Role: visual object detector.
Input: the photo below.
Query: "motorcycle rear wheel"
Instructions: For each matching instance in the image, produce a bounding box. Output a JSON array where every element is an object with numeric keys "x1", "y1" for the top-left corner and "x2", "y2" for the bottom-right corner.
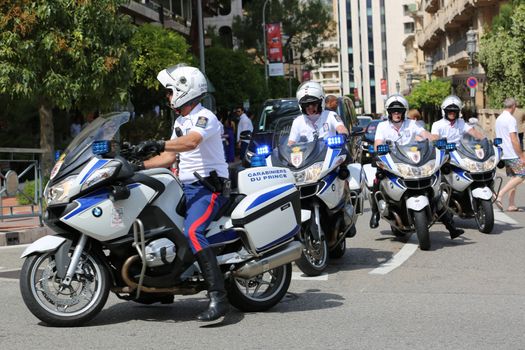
[
  {"x1": 475, "y1": 199, "x2": 494, "y2": 234},
  {"x1": 413, "y1": 210, "x2": 430, "y2": 251},
  {"x1": 19, "y1": 250, "x2": 110, "y2": 327},
  {"x1": 295, "y1": 227, "x2": 328, "y2": 276},
  {"x1": 227, "y1": 263, "x2": 291, "y2": 312}
]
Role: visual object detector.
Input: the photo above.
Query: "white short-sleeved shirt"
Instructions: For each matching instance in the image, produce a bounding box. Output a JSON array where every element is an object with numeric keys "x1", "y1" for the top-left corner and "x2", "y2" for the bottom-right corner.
[
  {"x1": 495, "y1": 110, "x2": 519, "y2": 160},
  {"x1": 288, "y1": 110, "x2": 344, "y2": 143},
  {"x1": 171, "y1": 104, "x2": 229, "y2": 184},
  {"x1": 375, "y1": 119, "x2": 425, "y2": 145},
  {"x1": 431, "y1": 118, "x2": 472, "y2": 143},
  {"x1": 237, "y1": 113, "x2": 253, "y2": 144}
]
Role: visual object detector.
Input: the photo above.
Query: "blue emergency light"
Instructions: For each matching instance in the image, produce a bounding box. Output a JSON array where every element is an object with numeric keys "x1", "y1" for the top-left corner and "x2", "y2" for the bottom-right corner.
[
  {"x1": 445, "y1": 142, "x2": 456, "y2": 151},
  {"x1": 494, "y1": 138, "x2": 502, "y2": 146},
  {"x1": 92, "y1": 141, "x2": 111, "y2": 155},
  {"x1": 326, "y1": 135, "x2": 346, "y2": 148},
  {"x1": 250, "y1": 155, "x2": 267, "y2": 167},
  {"x1": 368, "y1": 145, "x2": 375, "y2": 154},
  {"x1": 256, "y1": 145, "x2": 271, "y2": 156},
  {"x1": 376, "y1": 144, "x2": 390, "y2": 155},
  {"x1": 435, "y1": 138, "x2": 447, "y2": 149}
]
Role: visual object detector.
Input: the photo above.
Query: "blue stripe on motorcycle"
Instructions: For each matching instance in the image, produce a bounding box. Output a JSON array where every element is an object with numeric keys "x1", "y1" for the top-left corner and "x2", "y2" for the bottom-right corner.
[
  {"x1": 386, "y1": 173, "x2": 405, "y2": 189},
  {"x1": 379, "y1": 155, "x2": 392, "y2": 169},
  {"x1": 79, "y1": 159, "x2": 110, "y2": 184},
  {"x1": 63, "y1": 188, "x2": 110, "y2": 220},
  {"x1": 320, "y1": 172, "x2": 338, "y2": 193},
  {"x1": 450, "y1": 152, "x2": 460, "y2": 164},
  {"x1": 328, "y1": 148, "x2": 341, "y2": 168},
  {"x1": 207, "y1": 229, "x2": 240, "y2": 245},
  {"x1": 246, "y1": 184, "x2": 294, "y2": 211},
  {"x1": 256, "y1": 225, "x2": 300, "y2": 253},
  {"x1": 452, "y1": 167, "x2": 471, "y2": 181}
]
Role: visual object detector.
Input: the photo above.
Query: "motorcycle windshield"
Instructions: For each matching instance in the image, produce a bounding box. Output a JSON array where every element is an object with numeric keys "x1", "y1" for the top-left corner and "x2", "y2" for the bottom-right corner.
[
  {"x1": 390, "y1": 134, "x2": 434, "y2": 166},
  {"x1": 270, "y1": 117, "x2": 327, "y2": 170},
  {"x1": 457, "y1": 124, "x2": 494, "y2": 161},
  {"x1": 52, "y1": 112, "x2": 130, "y2": 180}
]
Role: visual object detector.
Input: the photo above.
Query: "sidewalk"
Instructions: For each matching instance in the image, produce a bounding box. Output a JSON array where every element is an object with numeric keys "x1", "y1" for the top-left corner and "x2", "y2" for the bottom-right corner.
[{"x1": 0, "y1": 197, "x2": 49, "y2": 246}]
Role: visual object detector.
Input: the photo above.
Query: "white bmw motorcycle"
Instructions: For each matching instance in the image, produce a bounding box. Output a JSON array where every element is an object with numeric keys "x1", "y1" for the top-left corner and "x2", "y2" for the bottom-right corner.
[
  {"x1": 363, "y1": 135, "x2": 449, "y2": 250},
  {"x1": 442, "y1": 127, "x2": 503, "y2": 233},
  {"x1": 19, "y1": 112, "x2": 307, "y2": 326},
  {"x1": 253, "y1": 120, "x2": 365, "y2": 276}
]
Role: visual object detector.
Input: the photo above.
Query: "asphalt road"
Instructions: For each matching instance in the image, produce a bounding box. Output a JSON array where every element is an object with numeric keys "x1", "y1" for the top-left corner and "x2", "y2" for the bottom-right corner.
[{"x1": 1, "y1": 183, "x2": 525, "y2": 349}]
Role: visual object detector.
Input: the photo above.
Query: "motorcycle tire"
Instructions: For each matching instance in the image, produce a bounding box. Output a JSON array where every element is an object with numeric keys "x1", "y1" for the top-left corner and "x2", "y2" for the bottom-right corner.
[
  {"x1": 20, "y1": 250, "x2": 110, "y2": 327},
  {"x1": 475, "y1": 199, "x2": 494, "y2": 234},
  {"x1": 329, "y1": 238, "x2": 346, "y2": 259},
  {"x1": 413, "y1": 210, "x2": 431, "y2": 251},
  {"x1": 295, "y1": 227, "x2": 329, "y2": 276},
  {"x1": 226, "y1": 263, "x2": 292, "y2": 312}
]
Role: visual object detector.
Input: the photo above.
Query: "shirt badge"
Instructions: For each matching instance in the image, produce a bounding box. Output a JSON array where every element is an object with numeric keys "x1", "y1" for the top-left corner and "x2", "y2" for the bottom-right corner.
[
  {"x1": 196, "y1": 116, "x2": 208, "y2": 128},
  {"x1": 323, "y1": 123, "x2": 329, "y2": 131},
  {"x1": 474, "y1": 144, "x2": 484, "y2": 159}
]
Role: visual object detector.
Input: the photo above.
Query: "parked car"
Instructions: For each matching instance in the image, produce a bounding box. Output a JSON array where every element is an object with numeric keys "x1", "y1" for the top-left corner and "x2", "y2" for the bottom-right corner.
[
  {"x1": 357, "y1": 115, "x2": 373, "y2": 129},
  {"x1": 243, "y1": 96, "x2": 362, "y2": 167},
  {"x1": 360, "y1": 119, "x2": 381, "y2": 164}
]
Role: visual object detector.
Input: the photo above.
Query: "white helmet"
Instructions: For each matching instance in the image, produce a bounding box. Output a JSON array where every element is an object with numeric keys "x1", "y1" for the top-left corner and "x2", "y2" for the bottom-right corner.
[
  {"x1": 385, "y1": 94, "x2": 409, "y2": 121},
  {"x1": 157, "y1": 65, "x2": 208, "y2": 109},
  {"x1": 296, "y1": 81, "x2": 324, "y2": 114},
  {"x1": 441, "y1": 95, "x2": 462, "y2": 120}
]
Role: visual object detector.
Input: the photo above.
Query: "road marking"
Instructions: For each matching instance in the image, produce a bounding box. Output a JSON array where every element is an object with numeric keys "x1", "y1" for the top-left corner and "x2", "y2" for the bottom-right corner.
[
  {"x1": 494, "y1": 211, "x2": 518, "y2": 225},
  {"x1": 292, "y1": 272, "x2": 328, "y2": 281},
  {"x1": 369, "y1": 233, "x2": 418, "y2": 275}
]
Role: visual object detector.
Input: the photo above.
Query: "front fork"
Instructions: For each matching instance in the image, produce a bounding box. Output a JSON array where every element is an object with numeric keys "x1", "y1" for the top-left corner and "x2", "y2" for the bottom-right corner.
[
  {"x1": 60, "y1": 234, "x2": 88, "y2": 286},
  {"x1": 308, "y1": 202, "x2": 324, "y2": 243}
]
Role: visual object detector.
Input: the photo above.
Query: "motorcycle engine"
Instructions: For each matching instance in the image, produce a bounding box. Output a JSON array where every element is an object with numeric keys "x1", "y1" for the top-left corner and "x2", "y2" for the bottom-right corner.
[{"x1": 145, "y1": 238, "x2": 177, "y2": 267}]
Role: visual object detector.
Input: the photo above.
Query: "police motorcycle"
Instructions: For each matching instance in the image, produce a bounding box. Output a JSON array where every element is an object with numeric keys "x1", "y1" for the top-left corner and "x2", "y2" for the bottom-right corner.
[
  {"x1": 441, "y1": 125, "x2": 503, "y2": 233},
  {"x1": 363, "y1": 135, "x2": 449, "y2": 251},
  {"x1": 19, "y1": 112, "x2": 308, "y2": 326},
  {"x1": 251, "y1": 120, "x2": 365, "y2": 276}
]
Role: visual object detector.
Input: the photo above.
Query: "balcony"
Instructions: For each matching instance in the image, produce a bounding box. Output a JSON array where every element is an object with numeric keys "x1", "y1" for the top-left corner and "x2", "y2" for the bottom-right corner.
[
  {"x1": 417, "y1": 11, "x2": 444, "y2": 49},
  {"x1": 443, "y1": 0, "x2": 472, "y2": 31},
  {"x1": 121, "y1": 0, "x2": 191, "y2": 36},
  {"x1": 423, "y1": 0, "x2": 439, "y2": 14}
]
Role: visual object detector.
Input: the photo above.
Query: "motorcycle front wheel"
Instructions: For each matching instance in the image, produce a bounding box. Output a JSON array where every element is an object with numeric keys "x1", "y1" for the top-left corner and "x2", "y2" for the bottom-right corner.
[
  {"x1": 19, "y1": 250, "x2": 110, "y2": 327},
  {"x1": 413, "y1": 210, "x2": 430, "y2": 251},
  {"x1": 475, "y1": 199, "x2": 494, "y2": 234},
  {"x1": 295, "y1": 226, "x2": 328, "y2": 276},
  {"x1": 227, "y1": 263, "x2": 292, "y2": 312}
]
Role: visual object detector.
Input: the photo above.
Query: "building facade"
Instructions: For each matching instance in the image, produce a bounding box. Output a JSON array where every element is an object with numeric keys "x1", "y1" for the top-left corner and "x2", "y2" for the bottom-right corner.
[{"x1": 338, "y1": 0, "x2": 415, "y2": 114}]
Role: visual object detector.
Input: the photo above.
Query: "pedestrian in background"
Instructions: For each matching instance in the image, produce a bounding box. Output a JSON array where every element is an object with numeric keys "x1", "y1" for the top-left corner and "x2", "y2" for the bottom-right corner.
[
  {"x1": 495, "y1": 97, "x2": 525, "y2": 212},
  {"x1": 325, "y1": 95, "x2": 338, "y2": 112},
  {"x1": 222, "y1": 117, "x2": 235, "y2": 163},
  {"x1": 513, "y1": 104, "x2": 525, "y2": 150},
  {"x1": 407, "y1": 108, "x2": 425, "y2": 128},
  {"x1": 236, "y1": 106, "x2": 253, "y2": 161},
  {"x1": 70, "y1": 113, "x2": 83, "y2": 138}
]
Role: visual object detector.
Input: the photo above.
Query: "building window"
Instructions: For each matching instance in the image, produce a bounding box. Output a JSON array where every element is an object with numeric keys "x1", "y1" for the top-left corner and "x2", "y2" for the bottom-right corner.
[
  {"x1": 218, "y1": 26, "x2": 233, "y2": 48},
  {"x1": 404, "y1": 22, "x2": 415, "y2": 34}
]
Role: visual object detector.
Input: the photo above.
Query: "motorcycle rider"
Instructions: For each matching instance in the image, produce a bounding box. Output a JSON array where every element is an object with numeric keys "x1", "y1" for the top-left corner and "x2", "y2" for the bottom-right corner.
[
  {"x1": 135, "y1": 65, "x2": 230, "y2": 322},
  {"x1": 431, "y1": 95, "x2": 484, "y2": 142},
  {"x1": 369, "y1": 94, "x2": 464, "y2": 239},
  {"x1": 288, "y1": 81, "x2": 348, "y2": 145}
]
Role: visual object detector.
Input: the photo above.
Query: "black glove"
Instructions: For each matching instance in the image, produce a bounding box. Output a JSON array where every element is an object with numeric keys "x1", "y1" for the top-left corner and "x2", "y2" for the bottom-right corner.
[
  {"x1": 136, "y1": 140, "x2": 165, "y2": 156},
  {"x1": 130, "y1": 159, "x2": 145, "y2": 172}
]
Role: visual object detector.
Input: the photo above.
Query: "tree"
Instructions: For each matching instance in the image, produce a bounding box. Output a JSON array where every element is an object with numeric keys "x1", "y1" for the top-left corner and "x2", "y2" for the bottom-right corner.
[
  {"x1": 406, "y1": 79, "x2": 451, "y2": 125},
  {"x1": 478, "y1": 3, "x2": 525, "y2": 107},
  {"x1": 204, "y1": 47, "x2": 267, "y2": 111},
  {"x1": 0, "y1": 0, "x2": 134, "y2": 175},
  {"x1": 130, "y1": 23, "x2": 195, "y2": 116},
  {"x1": 232, "y1": 0, "x2": 335, "y2": 70}
]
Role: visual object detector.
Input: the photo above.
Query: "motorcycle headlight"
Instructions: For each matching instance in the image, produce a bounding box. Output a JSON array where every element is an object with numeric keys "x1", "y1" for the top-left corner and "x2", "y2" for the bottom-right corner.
[
  {"x1": 45, "y1": 175, "x2": 77, "y2": 205},
  {"x1": 462, "y1": 156, "x2": 496, "y2": 172},
  {"x1": 396, "y1": 160, "x2": 436, "y2": 178},
  {"x1": 293, "y1": 162, "x2": 324, "y2": 184},
  {"x1": 80, "y1": 161, "x2": 120, "y2": 191}
]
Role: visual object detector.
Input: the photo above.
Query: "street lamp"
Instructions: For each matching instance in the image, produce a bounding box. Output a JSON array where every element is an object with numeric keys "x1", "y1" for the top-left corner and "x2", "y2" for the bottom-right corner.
[
  {"x1": 406, "y1": 71, "x2": 413, "y2": 93},
  {"x1": 425, "y1": 56, "x2": 433, "y2": 81},
  {"x1": 262, "y1": 0, "x2": 270, "y2": 89},
  {"x1": 396, "y1": 81, "x2": 400, "y2": 93},
  {"x1": 466, "y1": 27, "x2": 478, "y2": 115}
]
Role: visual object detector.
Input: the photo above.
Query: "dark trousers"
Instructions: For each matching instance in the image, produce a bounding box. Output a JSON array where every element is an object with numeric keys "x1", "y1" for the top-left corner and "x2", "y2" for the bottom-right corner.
[
  {"x1": 519, "y1": 132, "x2": 523, "y2": 151},
  {"x1": 183, "y1": 183, "x2": 227, "y2": 254},
  {"x1": 240, "y1": 142, "x2": 249, "y2": 161}
]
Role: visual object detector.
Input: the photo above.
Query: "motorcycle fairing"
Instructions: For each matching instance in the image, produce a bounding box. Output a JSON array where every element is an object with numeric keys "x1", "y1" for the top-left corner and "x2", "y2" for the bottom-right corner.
[{"x1": 61, "y1": 183, "x2": 156, "y2": 241}]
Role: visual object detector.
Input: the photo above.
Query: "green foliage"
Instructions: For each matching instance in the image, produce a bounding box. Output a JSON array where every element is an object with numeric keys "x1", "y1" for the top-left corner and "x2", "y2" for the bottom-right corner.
[
  {"x1": 0, "y1": 0, "x2": 135, "y2": 111},
  {"x1": 232, "y1": 0, "x2": 335, "y2": 69},
  {"x1": 406, "y1": 79, "x2": 451, "y2": 110},
  {"x1": 16, "y1": 180, "x2": 36, "y2": 205},
  {"x1": 129, "y1": 23, "x2": 195, "y2": 115},
  {"x1": 479, "y1": 4, "x2": 525, "y2": 107},
  {"x1": 204, "y1": 47, "x2": 267, "y2": 110}
]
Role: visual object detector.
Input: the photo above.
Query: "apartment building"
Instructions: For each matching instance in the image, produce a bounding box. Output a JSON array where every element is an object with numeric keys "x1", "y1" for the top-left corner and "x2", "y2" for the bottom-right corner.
[
  {"x1": 413, "y1": 0, "x2": 508, "y2": 111},
  {"x1": 338, "y1": 0, "x2": 415, "y2": 114}
]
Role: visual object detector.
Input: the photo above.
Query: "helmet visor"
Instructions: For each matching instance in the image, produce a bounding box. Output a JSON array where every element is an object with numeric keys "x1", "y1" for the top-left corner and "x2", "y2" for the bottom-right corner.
[{"x1": 388, "y1": 107, "x2": 406, "y2": 115}]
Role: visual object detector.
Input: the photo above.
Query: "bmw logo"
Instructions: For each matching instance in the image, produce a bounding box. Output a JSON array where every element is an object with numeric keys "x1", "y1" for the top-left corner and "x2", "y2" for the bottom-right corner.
[{"x1": 92, "y1": 207, "x2": 103, "y2": 217}]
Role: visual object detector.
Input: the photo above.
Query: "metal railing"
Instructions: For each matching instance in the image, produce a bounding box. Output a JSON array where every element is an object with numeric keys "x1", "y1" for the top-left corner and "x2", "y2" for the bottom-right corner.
[{"x1": 0, "y1": 148, "x2": 44, "y2": 225}]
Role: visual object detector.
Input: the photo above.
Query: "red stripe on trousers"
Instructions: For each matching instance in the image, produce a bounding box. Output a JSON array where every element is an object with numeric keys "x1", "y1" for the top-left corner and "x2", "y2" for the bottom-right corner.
[{"x1": 188, "y1": 192, "x2": 218, "y2": 252}]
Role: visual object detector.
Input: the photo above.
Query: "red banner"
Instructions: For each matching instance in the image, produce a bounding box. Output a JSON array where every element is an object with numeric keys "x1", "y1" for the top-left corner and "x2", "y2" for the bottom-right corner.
[
  {"x1": 266, "y1": 23, "x2": 283, "y2": 63},
  {"x1": 380, "y1": 79, "x2": 388, "y2": 95}
]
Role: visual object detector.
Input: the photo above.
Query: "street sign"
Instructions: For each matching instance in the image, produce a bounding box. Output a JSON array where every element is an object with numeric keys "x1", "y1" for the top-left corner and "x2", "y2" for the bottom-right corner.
[{"x1": 467, "y1": 76, "x2": 478, "y2": 89}]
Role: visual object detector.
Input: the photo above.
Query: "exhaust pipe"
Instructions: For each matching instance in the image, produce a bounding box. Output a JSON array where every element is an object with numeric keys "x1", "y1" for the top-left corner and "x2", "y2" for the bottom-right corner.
[{"x1": 233, "y1": 241, "x2": 303, "y2": 279}]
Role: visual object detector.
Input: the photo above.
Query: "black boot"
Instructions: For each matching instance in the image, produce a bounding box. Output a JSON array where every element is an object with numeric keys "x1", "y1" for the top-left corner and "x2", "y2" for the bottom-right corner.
[
  {"x1": 442, "y1": 212, "x2": 464, "y2": 239},
  {"x1": 369, "y1": 211, "x2": 380, "y2": 229},
  {"x1": 196, "y1": 248, "x2": 229, "y2": 322}
]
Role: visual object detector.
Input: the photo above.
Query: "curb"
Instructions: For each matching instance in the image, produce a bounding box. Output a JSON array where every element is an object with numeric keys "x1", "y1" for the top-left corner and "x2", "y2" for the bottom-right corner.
[{"x1": 0, "y1": 226, "x2": 53, "y2": 246}]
